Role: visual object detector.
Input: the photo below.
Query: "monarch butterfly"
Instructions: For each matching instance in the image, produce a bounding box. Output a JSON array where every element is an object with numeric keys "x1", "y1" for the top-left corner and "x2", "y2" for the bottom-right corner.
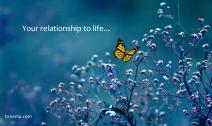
[{"x1": 114, "y1": 39, "x2": 139, "y2": 62}]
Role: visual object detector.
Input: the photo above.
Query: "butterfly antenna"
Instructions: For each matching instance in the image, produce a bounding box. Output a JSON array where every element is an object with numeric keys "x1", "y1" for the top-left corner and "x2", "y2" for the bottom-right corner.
[{"x1": 118, "y1": 38, "x2": 122, "y2": 42}]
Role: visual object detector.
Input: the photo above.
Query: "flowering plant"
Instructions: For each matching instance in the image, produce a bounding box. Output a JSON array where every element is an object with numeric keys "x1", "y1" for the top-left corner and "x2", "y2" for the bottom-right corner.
[{"x1": 45, "y1": 1, "x2": 211, "y2": 126}]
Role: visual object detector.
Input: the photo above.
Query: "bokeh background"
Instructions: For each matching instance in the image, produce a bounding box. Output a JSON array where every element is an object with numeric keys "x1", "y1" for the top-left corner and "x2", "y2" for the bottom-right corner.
[{"x1": 0, "y1": 0, "x2": 211, "y2": 126}]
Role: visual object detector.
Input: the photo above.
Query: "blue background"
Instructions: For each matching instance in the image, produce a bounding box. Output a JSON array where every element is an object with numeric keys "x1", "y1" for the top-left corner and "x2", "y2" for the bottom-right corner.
[{"x1": 0, "y1": 0, "x2": 211, "y2": 125}]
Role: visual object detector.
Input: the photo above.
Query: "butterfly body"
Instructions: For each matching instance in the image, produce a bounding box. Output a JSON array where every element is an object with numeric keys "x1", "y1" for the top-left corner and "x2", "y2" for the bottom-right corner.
[{"x1": 114, "y1": 39, "x2": 138, "y2": 62}]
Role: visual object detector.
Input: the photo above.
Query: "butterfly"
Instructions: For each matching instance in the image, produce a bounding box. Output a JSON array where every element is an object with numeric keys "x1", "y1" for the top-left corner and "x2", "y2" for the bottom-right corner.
[{"x1": 114, "y1": 39, "x2": 139, "y2": 62}]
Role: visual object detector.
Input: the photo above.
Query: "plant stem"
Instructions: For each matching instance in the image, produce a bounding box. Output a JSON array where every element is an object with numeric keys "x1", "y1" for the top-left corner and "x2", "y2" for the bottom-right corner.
[
  {"x1": 126, "y1": 62, "x2": 140, "y2": 126},
  {"x1": 177, "y1": 0, "x2": 181, "y2": 25}
]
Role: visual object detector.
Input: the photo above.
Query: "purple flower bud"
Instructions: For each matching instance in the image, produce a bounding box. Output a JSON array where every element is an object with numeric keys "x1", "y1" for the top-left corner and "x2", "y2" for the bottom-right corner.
[
  {"x1": 161, "y1": 31, "x2": 169, "y2": 35},
  {"x1": 155, "y1": 28, "x2": 161, "y2": 33},
  {"x1": 207, "y1": 118, "x2": 212, "y2": 125},
  {"x1": 105, "y1": 110, "x2": 116, "y2": 117},
  {"x1": 101, "y1": 80, "x2": 106, "y2": 85},
  {"x1": 192, "y1": 106, "x2": 199, "y2": 114},
  {"x1": 157, "y1": 60, "x2": 164, "y2": 65},
  {"x1": 80, "y1": 78, "x2": 85, "y2": 83},
  {"x1": 191, "y1": 92, "x2": 199, "y2": 101},
  {"x1": 142, "y1": 79, "x2": 149, "y2": 86},
  {"x1": 69, "y1": 98, "x2": 75, "y2": 103},
  {"x1": 159, "y1": 83, "x2": 164, "y2": 87},
  {"x1": 126, "y1": 69, "x2": 133, "y2": 76},
  {"x1": 58, "y1": 82, "x2": 65, "y2": 88},
  {"x1": 129, "y1": 109, "x2": 135, "y2": 113},
  {"x1": 164, "y1": 25, "x2": 172, "y2": 30},
  {"x1": 51, "y1": 88, "x2": 57, "y2": 93},
  {"x1": 91, "y1": 54, "x2": 98, "y2": 61},
  {"x1": 154, "y1": 78, "x2": 159, "y2": 83},
  {"x1": 132, "y1": 40, "x2": 139, "y2": 46},
  {"x1": 153, "y1": 97, "x2": 159, "y2": 101},
  {"x1": 204, "y1": 25, "x2": 210, "y2": 29},
  {"x1": 140, "y1": 69, "x2": 146, "y2": 74},
  {"x1": 149, "y1": 29, "x2": 154, "y2": 33},
  {"x1": 191, "y1": 33, "x2": 199, "y2": 40},
  {"x1": 160, "y1": 2, "x2": 166, "y2": 7},
  {"x1": 163, "y1": 76, "x2": 169, "y2": 81},
  {"x1": 178, "y1": 32, "x2": 185, "y2": 37},
  {"x1": 77, "y1": 84, "x2": 82, "y2": 90},
  {"x1": 202, "y1": 43, "x2": 209, "y2": 49},
  {"x1": 166, "y1": 64, "x2": 171, "y2": 69},
  {"x1": 198, "y1": 17, "x2": 204, "y2": 22},
  {"x1": 89, "y1": 77, "x2": 94, "y2": 84},
  {"x1": 157, "y1": 9, "x2": 164, "y2": 15},
  {"x1": 200, "y1": 28, "x2": 208, "y2": 33},
  {"x1": 86, "y1": 99, "x2": 91, "y2": 104},
  {"x1": 72, "y1": 65, "x2": 78, "y2": 72},
  {"x1": 172, "y1": 76, "x2": 180, "y2": 83},
  {"x1": 148, "y1": 70, "x2": 153, "y2": 76},
  {"x1": 159, "y1": 111, "x2": 165, "y2": 117},
  {"x1": 182, "y1": 109, "x2": 189, "y2": 115}
]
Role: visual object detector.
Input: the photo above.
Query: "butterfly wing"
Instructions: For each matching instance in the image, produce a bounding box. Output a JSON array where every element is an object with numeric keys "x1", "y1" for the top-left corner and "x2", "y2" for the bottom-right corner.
[
  {"x1": 114, "y1": 39, "x2": 126, "y2": 59},
  {"x1": 123, "y1": 48, "x2": 138, "y2": 62}
]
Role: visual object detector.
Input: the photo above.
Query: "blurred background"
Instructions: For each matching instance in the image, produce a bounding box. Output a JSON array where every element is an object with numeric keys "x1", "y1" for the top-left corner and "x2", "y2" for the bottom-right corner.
[{"x1": 0, "y1": 0, "x2": 211, "y2": 126}]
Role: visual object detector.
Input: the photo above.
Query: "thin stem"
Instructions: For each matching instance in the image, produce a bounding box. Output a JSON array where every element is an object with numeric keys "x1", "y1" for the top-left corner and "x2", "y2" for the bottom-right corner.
[
  {"x1": 177, "y1": 0, "x2": 181, "y2": 25},
  {"x1": 134, "y1": 62, "x2": 139, "y2": 81},
  {"x1": 125, "y1": 62, "x2": 140, "y2": 126},
  {"x1": 165, "y1": 0, "x2": 186, "y2": 32},
  {"x1": 128, "y1": 62, "x2": 139, "y2": 106},
  {"x1": 180, "y1": 52, "x2": 192, "y2": 96}
]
